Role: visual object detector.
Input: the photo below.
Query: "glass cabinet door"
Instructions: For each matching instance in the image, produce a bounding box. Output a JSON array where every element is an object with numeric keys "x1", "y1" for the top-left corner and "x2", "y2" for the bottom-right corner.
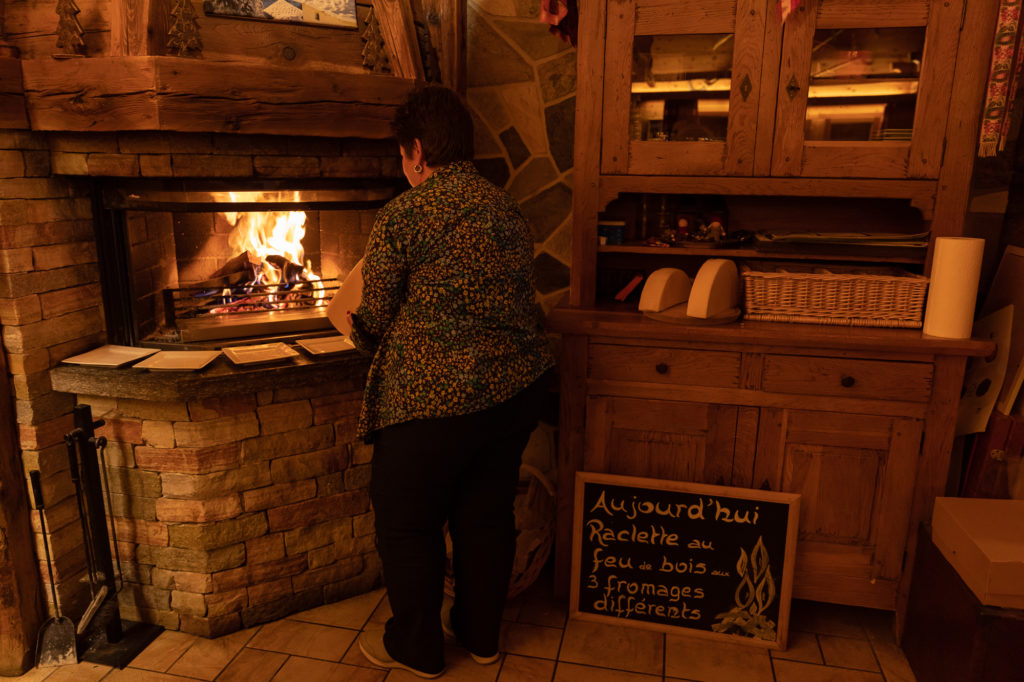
[
  {"x1": 601, "y1": 0, "x2": 769, "y2": 176},
  {"x1": 771, "y1": 0, "x2": 963, "y2": 178}
]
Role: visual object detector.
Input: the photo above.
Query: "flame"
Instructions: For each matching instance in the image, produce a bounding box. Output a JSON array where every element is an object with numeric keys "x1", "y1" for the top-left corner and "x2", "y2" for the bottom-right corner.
[
  {"x1": 211, "y1": 196, "x2": 326, "y2": 313},
  {"x1": 226, "y1": 206, "x2": 308, "y2": 271}
]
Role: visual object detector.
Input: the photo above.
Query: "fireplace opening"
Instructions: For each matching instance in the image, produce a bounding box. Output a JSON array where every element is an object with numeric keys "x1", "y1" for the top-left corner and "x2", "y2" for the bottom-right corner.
[{"x1": 94, "y1": 179, "x2": 401, "y2": 348}]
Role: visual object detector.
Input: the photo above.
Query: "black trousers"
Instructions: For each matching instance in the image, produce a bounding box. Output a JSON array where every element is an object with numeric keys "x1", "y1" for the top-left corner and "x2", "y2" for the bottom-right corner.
[{"x1": 370, "y1": 376, "x2": 545, "y2": 674}]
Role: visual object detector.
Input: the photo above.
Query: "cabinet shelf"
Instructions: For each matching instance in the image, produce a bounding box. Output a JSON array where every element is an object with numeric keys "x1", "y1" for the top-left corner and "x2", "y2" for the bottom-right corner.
[{"x1": 597, "y1": 243, "x2": 926, "y2": 264}]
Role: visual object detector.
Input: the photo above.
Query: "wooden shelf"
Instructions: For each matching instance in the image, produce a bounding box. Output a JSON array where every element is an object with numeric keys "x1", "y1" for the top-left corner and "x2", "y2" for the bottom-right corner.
[{"x1": 597, "y1": 243, "x2": 927, "y2": 264}]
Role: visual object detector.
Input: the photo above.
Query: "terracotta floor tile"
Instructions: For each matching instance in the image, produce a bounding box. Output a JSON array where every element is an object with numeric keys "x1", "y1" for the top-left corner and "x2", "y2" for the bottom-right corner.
[
  {"x1": 383, "y1": 647, "x2": 501, "y2": 682},
  {"x1": 790, "y1": 601, "x2": 867, "y2": 639},
  {"x1": 772, "y1": 659, "x2": 885, "y2": 682},
  {"x1": 216, "y1": 648, "x2": 289, "y2": 682},
  {"x1": 499, "y1": 622, "x2": 562, "y2": 660},
  {"x1": 340, "y1": 635, "x2": 381, "y2": 668},
  {"x1": 103, "y1": 669, "x2": 203, "y2": 681},
  {"x1": 818, "y1": 635, "x2": 879, "y2": 672},
  {"x1": 166, "y1": 627, "x2": 255, "y2": 680},
  {"x1": 664, "y1": 633, "x2": 773, "y2": 682},
  {"x1": 128, "y1": 630, "x2": 198, "y2": 672},
  {"x1": 41, "y1": 662, "x2": 110, "y2": 682},
  {"x1": 5, "y1": 667, "x2": 51, "y2": 682},
  {"x1": 370, "y1": 596, "x2": 393, "y2": 624},
  {"x1": 270, "y1": 656, "x2": 386, "y2": 681},
  {"x1": 771, "y1": 630, "x2": 823, "y2": 664},
  {"x1": 247, "y1": 619, "x2": 357, "y2": 661},
  {"x1": 553, "y1": 661, "x2": 660, "y2": 682},
  {"x1": 290, "y1": 588, "x2": 386, "y2": 630},
  {"x1": 497, "y1": 654, "x2": 556, "y2": 681},
  {"x1": 517, "y1": 593, "x2": 567, "y2": 630},
  {"x1": 558, "y1": 618, "x2": 662, "y2": 676},
  {"x1": 866, "y1": 639, "x2": 915, "y2": 682},
  {"x1": 857, "y1": 609, "x2": 897, "y2": 646}
]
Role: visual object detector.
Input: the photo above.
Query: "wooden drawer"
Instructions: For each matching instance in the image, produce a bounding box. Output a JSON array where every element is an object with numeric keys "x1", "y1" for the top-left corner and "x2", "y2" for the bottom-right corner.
[
  {"x1": 762, "y1": 355, "x2": 933, "y2": 402},
  {"x1": 588, "y1": 343, "x2": 741, "y2": 388}
]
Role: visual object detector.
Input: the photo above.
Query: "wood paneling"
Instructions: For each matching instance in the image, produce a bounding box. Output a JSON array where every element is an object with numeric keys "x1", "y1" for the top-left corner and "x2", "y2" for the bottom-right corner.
[
  {"x1": 634, "y1": 0, "x2": 736, "y2": 35},
  {"x1": 816, "y1": 0, "x2": 929, "y2": 28},
  {"x1": 371, "y1": 0, "x2": 424, "y2": 80},
  {"x1": 771, "y1": 0, "x2": 816, "y2": 176},
  {"x1": 908, "y1": 0, "x2": 963, "y2": 178},
  {"x1": 420, "y1": 0, "x2": 465, "y2": 92},
  {"x1": 0, "y1": 347, "x2": 44, "y2": 676},
  {"x1": 762, "y1": 354, "x2": 933, "y2": 402},
  {"x1": 599, "y1": 0, "x2": 632, "y2": 175},
  {"x1": 570, "y1": 0, "x2": 605, "y2": 306},
  {"x1": 589, "y1": 343, "x2": 741, "y2": 388}
]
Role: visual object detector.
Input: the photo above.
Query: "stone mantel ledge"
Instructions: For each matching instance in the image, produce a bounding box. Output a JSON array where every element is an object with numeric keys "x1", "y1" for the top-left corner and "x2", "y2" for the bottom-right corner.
[{"x1": 50, "y1": 351, "x2": 369, "y2": 402}]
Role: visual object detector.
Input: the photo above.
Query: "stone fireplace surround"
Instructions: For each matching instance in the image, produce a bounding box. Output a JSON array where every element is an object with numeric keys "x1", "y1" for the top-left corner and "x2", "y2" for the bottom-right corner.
[{"x1": 1, "y1": 127, "x2": 402, "y2": 637}]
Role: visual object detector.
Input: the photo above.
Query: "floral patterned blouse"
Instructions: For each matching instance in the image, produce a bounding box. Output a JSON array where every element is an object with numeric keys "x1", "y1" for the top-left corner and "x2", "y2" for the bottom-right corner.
[{"x1": 350, "y1": 160, "x2": 554, "y2": 438}]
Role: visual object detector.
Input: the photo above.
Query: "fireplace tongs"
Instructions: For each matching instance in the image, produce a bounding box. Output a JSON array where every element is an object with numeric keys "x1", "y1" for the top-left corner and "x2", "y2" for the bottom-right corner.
[{"x1": 64, "y1": 405, "x2": 123, "y2": 642}]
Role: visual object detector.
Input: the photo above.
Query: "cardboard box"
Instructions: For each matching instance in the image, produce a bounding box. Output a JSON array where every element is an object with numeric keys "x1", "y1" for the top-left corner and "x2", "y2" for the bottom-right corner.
[{"x1": 931, "y1": 497, "x2": 1024, "y2": 609}]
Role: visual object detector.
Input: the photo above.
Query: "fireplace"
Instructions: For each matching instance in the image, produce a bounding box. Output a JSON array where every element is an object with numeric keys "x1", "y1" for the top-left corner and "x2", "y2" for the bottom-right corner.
[{"x1": 92, "y1": 179, "x2": 401, "y2": 348}]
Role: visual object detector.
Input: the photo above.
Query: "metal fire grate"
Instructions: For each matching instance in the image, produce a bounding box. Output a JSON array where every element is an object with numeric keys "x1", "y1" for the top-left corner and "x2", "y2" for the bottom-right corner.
[{"x1": 164, "y1": 278, "x2": 341, "y2": 342}]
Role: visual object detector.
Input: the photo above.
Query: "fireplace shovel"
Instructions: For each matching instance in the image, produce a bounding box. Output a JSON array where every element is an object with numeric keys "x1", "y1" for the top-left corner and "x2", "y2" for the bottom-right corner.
[{"x1": 29, "y1": 470, "x2": 79, "y2": 667}]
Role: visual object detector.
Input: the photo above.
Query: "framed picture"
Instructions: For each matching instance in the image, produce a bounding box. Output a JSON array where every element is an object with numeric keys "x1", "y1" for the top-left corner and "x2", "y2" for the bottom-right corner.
[{"x1": 203, "y1": 0, "x2": 357, "y2": 29}]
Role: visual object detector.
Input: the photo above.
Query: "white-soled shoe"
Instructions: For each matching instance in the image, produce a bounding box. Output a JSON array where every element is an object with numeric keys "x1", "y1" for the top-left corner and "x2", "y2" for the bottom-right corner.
[
  {"x1": 441, "y1": 601, "x2": 501, "y2": 665},
  {"x1": 358, "y1": 629, "x2": 445, "y2": 679}
]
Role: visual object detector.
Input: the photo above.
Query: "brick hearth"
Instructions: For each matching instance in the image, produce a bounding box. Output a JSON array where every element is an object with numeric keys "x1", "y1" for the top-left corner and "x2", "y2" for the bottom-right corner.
[
  {"x1": 72, "y1": 377, "x2": 376, "y2": 638},
  {"x1": 2, "y1": 127, "x2": 398, "y2": 636}
]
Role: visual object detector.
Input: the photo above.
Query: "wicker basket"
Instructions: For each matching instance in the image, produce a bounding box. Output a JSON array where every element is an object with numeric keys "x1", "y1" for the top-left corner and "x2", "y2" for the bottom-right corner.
[{"x1": 741, "y1": 264, "x2": 928, "y2": 328}]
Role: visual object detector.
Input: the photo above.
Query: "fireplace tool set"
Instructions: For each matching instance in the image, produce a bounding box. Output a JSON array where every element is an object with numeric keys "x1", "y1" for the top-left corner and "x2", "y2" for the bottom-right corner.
[{"x1": 30, "y1": 404, "x2": 161, "y2": 668}]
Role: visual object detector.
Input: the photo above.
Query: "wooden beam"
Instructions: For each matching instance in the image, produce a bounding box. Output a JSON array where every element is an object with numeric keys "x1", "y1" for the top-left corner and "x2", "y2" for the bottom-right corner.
[
  {"x1": 420, "y1": 0, "x2": 465, "y2": 92},
  {"x1": 370, "y1": 0, "x2": 424, "y2": 80},
  {"x1": 0, "y1": 347, "x2": 44, "y2": 676},
  {"x1": 0, "y1": 56, "x2": 29, "y2": 128},
  {"x1": 20, "y1": 55, "x2": 416, "y2": 138}
]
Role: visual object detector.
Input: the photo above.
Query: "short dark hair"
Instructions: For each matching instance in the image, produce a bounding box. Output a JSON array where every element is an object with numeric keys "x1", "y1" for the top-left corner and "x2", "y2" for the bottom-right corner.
[{"x1": 391, "y1": 85, "x2": 474, "y2": 166}]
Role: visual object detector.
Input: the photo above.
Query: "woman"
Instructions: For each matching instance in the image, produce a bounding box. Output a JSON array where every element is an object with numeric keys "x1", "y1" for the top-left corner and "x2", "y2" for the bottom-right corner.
[{"x1": 350, "y1": 85, "x2": 554, "y2": 678}]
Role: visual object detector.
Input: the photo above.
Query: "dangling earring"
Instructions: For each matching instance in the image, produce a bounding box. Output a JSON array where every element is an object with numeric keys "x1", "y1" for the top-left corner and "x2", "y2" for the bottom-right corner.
[{"x1": 413, "y1": 163, "x2": 423, "y2": 174}]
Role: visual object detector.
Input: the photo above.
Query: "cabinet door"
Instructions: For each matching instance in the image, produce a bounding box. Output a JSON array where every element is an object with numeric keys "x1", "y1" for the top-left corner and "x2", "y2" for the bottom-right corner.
[
  {"x1": 601, "y1": 0, "x2": 770, "y2": 176},
  {"x1": 771, "y1": 0, "x2": 962, "y2": 178},
  {"x1": 584, "y1": 396, "x2": 748, "y2": 485},
  {"x1": 754, "y1": 408, "x2": 923, "y2": 609}
]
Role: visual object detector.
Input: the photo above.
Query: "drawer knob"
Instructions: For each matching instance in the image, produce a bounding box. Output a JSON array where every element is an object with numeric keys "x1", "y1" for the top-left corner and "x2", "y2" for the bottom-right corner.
[
  {"x1": 655, "y1": 363, "x2": 669, "y2": 375},
  {"x1": 840, "y1": 375, "x2": 856, "y2": 388}
]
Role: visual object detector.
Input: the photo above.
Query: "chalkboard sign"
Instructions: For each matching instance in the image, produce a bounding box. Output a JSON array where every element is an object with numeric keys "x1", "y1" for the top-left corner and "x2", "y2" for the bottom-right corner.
[{"x1": 571, "y1": 472, "x2": 800, "y2": 649}]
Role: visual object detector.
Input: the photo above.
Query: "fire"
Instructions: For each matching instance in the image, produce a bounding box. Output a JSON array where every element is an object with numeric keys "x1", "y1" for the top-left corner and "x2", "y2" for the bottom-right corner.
[
  {"x1": 211, "y1": 198, "x2": 326, "y2": 313},
  {"x1": 228, "y1": 208, "x2": 307, "y2": 270}
]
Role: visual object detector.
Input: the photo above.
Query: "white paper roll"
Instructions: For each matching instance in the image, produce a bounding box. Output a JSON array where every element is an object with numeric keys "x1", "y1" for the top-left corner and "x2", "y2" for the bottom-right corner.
[{"x1": 922, "y1": 237, "x2": 985, "y2": 339}]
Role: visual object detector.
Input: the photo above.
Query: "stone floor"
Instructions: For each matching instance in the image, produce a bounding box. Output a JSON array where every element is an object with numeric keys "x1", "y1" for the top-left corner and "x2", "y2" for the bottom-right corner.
[{"x1": 10, "y1": 570, "x2": 916, "y2": 682}]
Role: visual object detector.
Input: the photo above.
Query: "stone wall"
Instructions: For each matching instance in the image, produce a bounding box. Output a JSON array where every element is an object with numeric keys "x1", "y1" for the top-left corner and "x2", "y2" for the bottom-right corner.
[{"x1": 467, "y1": 0, "x2": 576, "y2": 313}]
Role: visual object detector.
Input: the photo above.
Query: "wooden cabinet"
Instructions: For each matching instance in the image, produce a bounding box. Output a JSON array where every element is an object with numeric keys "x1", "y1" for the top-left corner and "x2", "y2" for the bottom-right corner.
[
  {"x1": 602, "y1": 0, "x2": 964, "y2": 179},
  {"x1": 556, "y1": 0, "x2": 1000, "y2": 638},
  {"x1": 584, "y1": 396, "x2": 751, "y2": 485},
  {"x1": 601, "y1": 0, "x2": 769, "y2": 176},
  {"x1": 771, "y1": 0, "x2": 964, "y2": 179},
  {"x1": 754, "y1": 408, "x2": 924, "y2": 609},
  {"x1": 549, "y1": 313, "x2": 993, "y2": 634}
]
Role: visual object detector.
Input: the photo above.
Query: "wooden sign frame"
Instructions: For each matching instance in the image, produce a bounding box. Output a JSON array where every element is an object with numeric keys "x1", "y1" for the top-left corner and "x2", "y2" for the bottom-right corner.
[{"x1": 571, "y1": 471, "x2": 800, "y2": 649}]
